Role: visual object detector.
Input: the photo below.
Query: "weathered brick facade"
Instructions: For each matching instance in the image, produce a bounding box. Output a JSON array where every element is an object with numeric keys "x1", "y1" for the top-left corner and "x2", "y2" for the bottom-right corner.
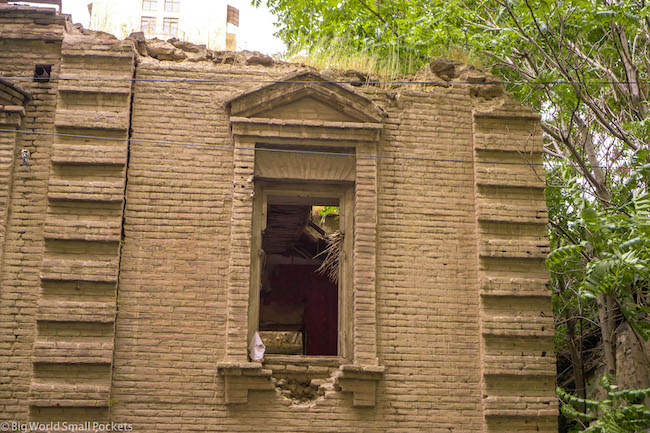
[{"x1": 0, "y1": 5, "x2": 557, "y2": 432}]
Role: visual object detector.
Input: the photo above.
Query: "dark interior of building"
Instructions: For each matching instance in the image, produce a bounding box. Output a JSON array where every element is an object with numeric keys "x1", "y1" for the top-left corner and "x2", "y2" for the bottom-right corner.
[{"x1": 259, "y1": 201, "x2": 339, "y2": 356}]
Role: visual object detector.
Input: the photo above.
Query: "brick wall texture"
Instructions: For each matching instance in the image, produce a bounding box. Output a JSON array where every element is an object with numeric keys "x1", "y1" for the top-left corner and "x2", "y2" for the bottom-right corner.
[{"x1": 0, "y1": 5, "x2": 557, "y2": 432}]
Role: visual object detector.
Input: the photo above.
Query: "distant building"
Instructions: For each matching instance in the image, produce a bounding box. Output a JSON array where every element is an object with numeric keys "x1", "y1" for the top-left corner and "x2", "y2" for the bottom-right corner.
[{"x1": 87, "y1": 0, "x2": 239, "y2": 50}]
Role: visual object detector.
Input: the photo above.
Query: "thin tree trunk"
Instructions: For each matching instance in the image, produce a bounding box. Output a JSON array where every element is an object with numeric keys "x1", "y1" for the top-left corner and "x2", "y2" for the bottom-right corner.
[
  {"x1": 597, "y1": 293, "x2": 616, "y2": 375},
  {"x1": 566, "y1": 317, "x2": 586, "y2": 400},
  {"x1": 577, "y1": 115, "x2": 619, "y2": 376},
  {"x1": 574, "y1": 114, "x2": 611, "y2": 204}
]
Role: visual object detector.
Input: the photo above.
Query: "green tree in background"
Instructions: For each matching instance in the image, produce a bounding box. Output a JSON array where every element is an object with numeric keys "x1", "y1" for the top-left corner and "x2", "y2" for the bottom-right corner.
[{"x1": 253, "y1": 0, "x2": 468, "y2": 62}]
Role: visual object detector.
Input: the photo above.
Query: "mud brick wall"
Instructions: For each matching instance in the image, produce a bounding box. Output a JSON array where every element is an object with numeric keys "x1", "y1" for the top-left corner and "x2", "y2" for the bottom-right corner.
[
  {"x1": 112, "y1": 60, "x2": 555, "y2": 431},
  {"x1": 374, "y1": 88, "x2": 483, "y2": 431},
  {"x1": 0, "y1": 6, "x2": 65, "y2": 422},
  {"x1": 111, "y1": 59, "x2": 294, "y2": 427},
  {"x1": 0, "y1": 6, "x2": 557, "y2": 432}
]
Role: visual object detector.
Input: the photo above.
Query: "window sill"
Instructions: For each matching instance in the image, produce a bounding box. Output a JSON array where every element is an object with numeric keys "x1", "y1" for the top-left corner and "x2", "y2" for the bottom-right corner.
[
  {"x1": 263, "y1": 355, "x2": 343, "y2": 367},
  {"x1": 336, "y1": 364, "x2": 385, "y2": 407},
  {"x1": 218, "y1": 359, "x2": 384, "y2": 407},
  {"x1": 216, "y1": 361, "x2": 273, "y2": 404}
]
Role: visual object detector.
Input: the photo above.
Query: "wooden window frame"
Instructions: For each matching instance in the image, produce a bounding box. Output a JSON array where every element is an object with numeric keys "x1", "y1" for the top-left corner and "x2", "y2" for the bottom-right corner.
[
  {"x1": 162, "y1": 17, "x2": 178, "y2": 36},
  {"x1": 141, "y1": 0, "x2": 157, "y2": 11},
  {"x1": 250, "y1": 182, "x2": 354, "y2": 360},
  {"x1": 226, "y1": 5, "x2": 239, "y2": 26},
  {"x1": 140, "y1": 16, "x2": 156, "y2": 33},
  {"x1": 164, "y1": 0, "x2": 180, "y2": 12}
]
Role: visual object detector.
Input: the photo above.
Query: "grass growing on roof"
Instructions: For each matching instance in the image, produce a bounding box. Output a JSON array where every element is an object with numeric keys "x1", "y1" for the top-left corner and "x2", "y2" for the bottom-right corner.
[{"x1": 279, "y1": 35, "x2": 486, "y2": 85}]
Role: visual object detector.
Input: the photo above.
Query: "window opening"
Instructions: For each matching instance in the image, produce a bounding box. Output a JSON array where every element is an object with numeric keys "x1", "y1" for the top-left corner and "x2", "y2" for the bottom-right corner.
[
  {"x1": 226, "y1": 5, "x2": 239, "y2": 26},
  {"x1": 165, "y1": 0, "x2": 180, "y2": 12},
  {"x1": 259, "y1": 198, "x2": 340, "y2": 356},
  {"x1": 33, "y1": 64, "x2": 51, "y2": 83},
  {"x1": 142, "y1": 0, "x2": 157, "y2": 11},
  {"x1": 140, "y1": 16, "x2": 156, "y2": 33},
  {"x1": 162, "y1": 17, "x2": 178, "y2": 36}
]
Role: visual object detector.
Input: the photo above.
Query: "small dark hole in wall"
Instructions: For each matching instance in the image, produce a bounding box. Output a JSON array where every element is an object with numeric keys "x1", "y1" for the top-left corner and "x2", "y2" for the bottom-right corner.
[{"x1": 33, "y1": 65, "x2": 52, "y2": 83}]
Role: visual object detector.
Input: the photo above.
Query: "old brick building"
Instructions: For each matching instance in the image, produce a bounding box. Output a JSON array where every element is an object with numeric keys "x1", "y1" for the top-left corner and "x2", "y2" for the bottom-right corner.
[{"x1": 0, "y1": 5, "x2": 557, "y2": 432}]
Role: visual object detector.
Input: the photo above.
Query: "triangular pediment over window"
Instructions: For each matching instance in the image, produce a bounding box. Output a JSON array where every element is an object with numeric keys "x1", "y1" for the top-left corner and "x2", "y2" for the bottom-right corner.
[{"x1": 225, "y1": 70, "x2": 383, "y2": 123}]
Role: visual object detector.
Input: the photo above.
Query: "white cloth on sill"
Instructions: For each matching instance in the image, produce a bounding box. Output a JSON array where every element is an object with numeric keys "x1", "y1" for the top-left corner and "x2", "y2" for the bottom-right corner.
[{"x1": 249, "y1": 331, "x2": 266, "y2": 362}]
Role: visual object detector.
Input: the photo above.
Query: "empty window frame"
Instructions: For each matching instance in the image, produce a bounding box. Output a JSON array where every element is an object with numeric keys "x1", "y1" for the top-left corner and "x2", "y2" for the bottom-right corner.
[
  {"x1": 164, "y1": 0, "x2": 180, "y2": 12},
  {"x1": 252, "y1": 183, "x2": 353, "y2": 358},
  {"x1": 226, "y1": 5, "x2": 239, "y2": 26},
  {"x1": 162, "y1": 17, "x2": 178, "y2": 36},
  {"x1": 140, "y1": 16, "x2": 156, "y2": 33},
  {"x1": 225, "y1": 4, "x2": 239, "y2": 50},
  {"x1": 142, "y1": 0, "x2": 157, "y2": 11}
]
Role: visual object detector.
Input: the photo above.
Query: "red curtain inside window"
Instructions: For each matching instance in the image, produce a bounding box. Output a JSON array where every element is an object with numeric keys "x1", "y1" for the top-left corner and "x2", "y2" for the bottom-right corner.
[{"x1": 264, "y1": 264, "x2": 338, "y2": 356}]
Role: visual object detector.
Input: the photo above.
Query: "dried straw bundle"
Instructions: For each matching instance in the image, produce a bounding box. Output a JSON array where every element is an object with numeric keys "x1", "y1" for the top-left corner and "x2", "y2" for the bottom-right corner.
[{"x1": 316, "y1": 231, "x2": 341, "y2": 283}]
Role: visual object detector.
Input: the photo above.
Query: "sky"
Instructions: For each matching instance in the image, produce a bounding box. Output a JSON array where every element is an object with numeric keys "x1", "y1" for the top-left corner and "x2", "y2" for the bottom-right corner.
[{"x1": 56, "y1": 0, "x2": 286, "y2": 55}]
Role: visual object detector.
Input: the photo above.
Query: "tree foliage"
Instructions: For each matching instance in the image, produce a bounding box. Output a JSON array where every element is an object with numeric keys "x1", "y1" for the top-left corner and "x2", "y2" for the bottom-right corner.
[
  {"x1": 558, "y1": 374, "x2": 650, "y2": 432},
  {"x1": 253, "y1": 0, "x2": 475, "y2": 67},
  {"x1": 546, "y1": 162, "x2": 650, "y2": 340}
]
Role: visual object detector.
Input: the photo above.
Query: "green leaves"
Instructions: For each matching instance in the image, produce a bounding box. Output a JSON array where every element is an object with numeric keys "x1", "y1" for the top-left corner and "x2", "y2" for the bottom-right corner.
[
  {"x1": 318, "y1": 206, "x2": 339, "y2": 216},
  {"x1": 546, "y1": 243, "x2": 585, "y2": 270},
  {"x1": 547, "y1": 161, "x2": 650, "y2": 397},
  {"x1": 551, "y1": 164, "x2": 650, "y2": 320},
  {"x1": 558, "y1": 386, "x2": 600, "y2": 412},
  {"x1": 559, "y1": 376, "x2": 650, "y2": 432},
  {"x1": 256, "y1": 0, "x2": 484, "y2": 74},
  {"x1": 580, "y1": 207, "x2": 599, "y2": 232},
  {"x1": 581, "y1": 259, "x2": 614, "y2": 294}
]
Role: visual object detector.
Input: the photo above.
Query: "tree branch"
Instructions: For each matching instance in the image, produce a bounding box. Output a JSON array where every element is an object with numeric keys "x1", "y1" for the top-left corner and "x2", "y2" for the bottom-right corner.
[{"x1": 356, "y1": 0, "x2": 399, "y2": 37}]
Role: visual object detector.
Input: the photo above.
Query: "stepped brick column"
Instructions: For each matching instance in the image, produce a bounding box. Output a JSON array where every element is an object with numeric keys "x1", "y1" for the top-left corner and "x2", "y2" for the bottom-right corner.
[
  {"x1": 30, "y1": 35, "x2": 135, "y2": 425},
  {"x1": 471, "y1": 101, "x2": 558, "y2": 433}
]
